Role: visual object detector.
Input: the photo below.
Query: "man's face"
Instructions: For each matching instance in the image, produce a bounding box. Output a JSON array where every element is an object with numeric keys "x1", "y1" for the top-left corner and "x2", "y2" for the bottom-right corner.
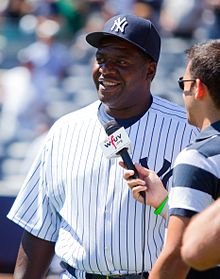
[
  {"x1": 182, "y1": 62, "x2": 197, "y2": 126},
  {"x1": 92, "y1": 37, "x2": 154, "y2": 111}
]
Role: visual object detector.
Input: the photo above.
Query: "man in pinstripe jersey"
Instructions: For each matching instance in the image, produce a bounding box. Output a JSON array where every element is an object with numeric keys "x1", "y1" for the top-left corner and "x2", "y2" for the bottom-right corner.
[
  {"x1": 123, "y1": 40, "x2": 220, "y2": 279},
  {"x1": 7, "y1": 14, "x2": 198, "y2": 279}
]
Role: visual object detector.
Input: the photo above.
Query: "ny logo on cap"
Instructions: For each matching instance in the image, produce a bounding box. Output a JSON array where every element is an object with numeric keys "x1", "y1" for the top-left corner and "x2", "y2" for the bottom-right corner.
[{"x1": 111, "y1": 17, "x2": 128, "y2": 33}]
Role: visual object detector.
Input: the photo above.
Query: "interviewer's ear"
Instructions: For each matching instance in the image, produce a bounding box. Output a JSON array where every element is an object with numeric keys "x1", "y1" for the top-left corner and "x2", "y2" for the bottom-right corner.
[{"x1": 195, "y1": 79, "x2": 205, "y2": 99}]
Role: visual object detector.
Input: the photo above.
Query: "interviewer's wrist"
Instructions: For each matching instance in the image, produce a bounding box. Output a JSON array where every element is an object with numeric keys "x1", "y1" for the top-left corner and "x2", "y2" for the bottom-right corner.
[
  {"x1": 153, "y1": 190, "x2": 168, "y2": 209},
  {"x1": 154, "y1": 196, "x2": 168, "y2": 218}
]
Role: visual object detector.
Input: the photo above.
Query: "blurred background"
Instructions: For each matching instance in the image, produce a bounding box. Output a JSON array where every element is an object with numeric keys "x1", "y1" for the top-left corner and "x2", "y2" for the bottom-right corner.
[{"x1": 0, "y1": 0, "x2": 220, "y2": 277}]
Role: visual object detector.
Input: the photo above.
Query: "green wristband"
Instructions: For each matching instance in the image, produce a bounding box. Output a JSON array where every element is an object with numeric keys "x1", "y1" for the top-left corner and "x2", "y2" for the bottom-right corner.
[{"x1": 154, "y1": 196, "x2": 168, "y2": 215}]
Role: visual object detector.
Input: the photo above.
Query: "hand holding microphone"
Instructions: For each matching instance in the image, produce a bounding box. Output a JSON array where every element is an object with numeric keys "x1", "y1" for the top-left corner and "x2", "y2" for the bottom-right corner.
[
  {"x1": 100, "y1": 121, "x2": 168, "y2": 212},
  {"x1": 123, "y1": 163, "x2": 168, "y2": 209},
  {"x1": 100, "y1": 120, "x2": 145, "y2": 198}
]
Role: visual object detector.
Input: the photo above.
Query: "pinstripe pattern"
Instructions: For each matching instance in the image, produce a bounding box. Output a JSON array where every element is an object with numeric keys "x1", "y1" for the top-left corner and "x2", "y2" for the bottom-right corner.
[
  {"x1": 8, "y1": 96, "x2": 197, "y2": 278},
  {"x1": 169, "y1": 121, "x2": 220, "y2": 219}
]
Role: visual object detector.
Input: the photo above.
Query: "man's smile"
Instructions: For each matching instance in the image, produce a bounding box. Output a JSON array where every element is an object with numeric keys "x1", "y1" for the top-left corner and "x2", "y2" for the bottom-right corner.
[{"x1": 98, "y1": 78, "x2": 121, "y2": 93}]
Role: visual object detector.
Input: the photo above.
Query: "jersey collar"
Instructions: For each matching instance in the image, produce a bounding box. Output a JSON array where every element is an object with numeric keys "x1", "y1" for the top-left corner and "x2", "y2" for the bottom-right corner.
[
  {"x1": 97, "y1": 96, "x2": 153, "y2": 129},
  {"x1": 195, "y1": 120, "x2": 220, "y2": 142}
]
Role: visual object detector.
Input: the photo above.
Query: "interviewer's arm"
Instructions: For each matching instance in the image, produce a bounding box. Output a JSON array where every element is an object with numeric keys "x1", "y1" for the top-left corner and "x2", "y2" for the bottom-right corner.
[
  {"x1": 14, "y1": 230, "x2": 55, "y2": 279},
  {"x1": 149, "y1": 215, "x2": 190, "y2": 279},
  {"x1": 181, "y1": 198, "x2": 220, "y2": 270}
]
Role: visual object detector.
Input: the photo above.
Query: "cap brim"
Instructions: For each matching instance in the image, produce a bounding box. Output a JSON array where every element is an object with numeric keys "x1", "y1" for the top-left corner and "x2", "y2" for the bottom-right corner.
[
  {"x1": 86, "y1": 32, "x2": 120, "y2": 48},
  {"x1": 86, "y1": 31, "x2": 149, "y2": 57}
]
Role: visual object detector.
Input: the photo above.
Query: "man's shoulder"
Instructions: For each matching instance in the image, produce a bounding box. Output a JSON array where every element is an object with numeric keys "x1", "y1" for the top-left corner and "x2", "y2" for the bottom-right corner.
[
  {"x1": 174, "y1": 135, "x2": 220, "y2": 168},
  {"x1": 188, "y1": 134, "x2": 220, "y2": 158},
  {"x1": 151, "y1": 96, "x2": 198, "y2": 133},
  {"x1": 54, "y1": 100, "x2": 100, "y2": 126},
  {"x1": 45, "y1": 101, "x2": 101, "y2": 138},
  {"x1": 152, "y1": 95, "x2": 186, "y2": 119}
]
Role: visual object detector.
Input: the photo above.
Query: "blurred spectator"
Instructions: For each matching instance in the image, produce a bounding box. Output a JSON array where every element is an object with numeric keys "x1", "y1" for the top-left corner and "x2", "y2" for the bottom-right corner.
[
  {"x1": 105, "y1": 0, "x2": 135, "y2": 15},
  {"x1": 18, "y1": 18, "x2": 71, "y2": 79},
  {"x1": 3, "y1": 0, "x2": 32, "y2": 21},
  {"x1": 0, "y1": 18, "x2": 71, "y2": 143},
  {"x1": 133, "y1": 0, "x2": 163, "y2": 30},
  {"x1": 204, "y1": 0, "x2": 220, "y2": 38},
  {"x1": 160, "y1": 0, "x2": 204, "y2": 38},
  {"x1": 70, "y1": 11, "x2": 105, "y2": 63},
  {"x1": 56, "y1": 0, "x2": 87, "y2": 36},
  {"x1": 33, "y1": 0, "x2": 84, "y2": 38},
  {"x1": 33, "y1": 0, "x2": 60, "y2": 18},
  {"x1": 0, "y1": 1, "x2": 34, "y2": 68},
  {"x1": 0, "y1": 60, "x2": 48, "y2": 142}
]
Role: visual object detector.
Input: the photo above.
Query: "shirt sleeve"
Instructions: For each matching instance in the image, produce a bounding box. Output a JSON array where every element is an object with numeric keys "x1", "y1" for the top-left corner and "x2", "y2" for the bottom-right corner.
[
  {"x1": 168, "y1": 148, "x2": 215, "y2": 218},
  {"x1": 7, "y1": 127, "x2": 61, "y2": 242}
]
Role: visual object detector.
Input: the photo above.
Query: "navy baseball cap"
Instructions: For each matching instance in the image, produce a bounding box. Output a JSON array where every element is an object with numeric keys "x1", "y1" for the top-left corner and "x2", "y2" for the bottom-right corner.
[{"x1": 86, "y1": 14, "x2": 161, "y2": 62}]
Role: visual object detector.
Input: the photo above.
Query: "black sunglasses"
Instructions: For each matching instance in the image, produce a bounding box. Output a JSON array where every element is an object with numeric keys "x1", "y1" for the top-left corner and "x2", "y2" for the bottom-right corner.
[{"x1": 178, "y1": 77, "x2": 196, "y2": 91}]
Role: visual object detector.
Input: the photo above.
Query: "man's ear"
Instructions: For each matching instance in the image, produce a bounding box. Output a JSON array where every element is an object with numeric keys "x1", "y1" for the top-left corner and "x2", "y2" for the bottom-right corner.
[
  {"x1": 146, "y1": 62, "x2": 157, "y2": 80},
  {"x1": 195, "y1": 79, "x2": 205, "y2": 99}
]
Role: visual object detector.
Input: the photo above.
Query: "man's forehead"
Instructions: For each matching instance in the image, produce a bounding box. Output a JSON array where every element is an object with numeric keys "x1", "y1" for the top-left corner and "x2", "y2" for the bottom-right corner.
[{"x1": 97, "y1": 36, "x2": 141, "y2": 52}]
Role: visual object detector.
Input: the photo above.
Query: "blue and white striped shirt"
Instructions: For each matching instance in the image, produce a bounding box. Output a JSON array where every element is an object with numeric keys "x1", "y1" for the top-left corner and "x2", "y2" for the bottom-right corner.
[{"x1": 169, "y1": 120, "x2": 220, "y2": 219}]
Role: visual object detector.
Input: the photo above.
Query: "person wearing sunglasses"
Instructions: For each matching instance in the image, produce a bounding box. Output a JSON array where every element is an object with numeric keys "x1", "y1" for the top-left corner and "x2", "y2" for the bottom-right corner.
[{"x1": 122, "y1": 39, "x2": 220, "y2": 279}]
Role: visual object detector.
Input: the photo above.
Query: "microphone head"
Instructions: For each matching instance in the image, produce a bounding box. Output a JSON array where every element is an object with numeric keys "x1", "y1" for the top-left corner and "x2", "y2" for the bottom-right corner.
[
  {"x1": 104, "y1": 120, "x2": 120, "y2": 136},
  {"x1": 100, "y1": 120, "x2": 131, "y2": 159}
]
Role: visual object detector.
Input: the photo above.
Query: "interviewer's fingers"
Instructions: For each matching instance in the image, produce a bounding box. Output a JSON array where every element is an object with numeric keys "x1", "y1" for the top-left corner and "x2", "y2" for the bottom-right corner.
[
  {"x1": 134, "y1": 163, "x2": 150, "y2": 178},
  {"x1": 126, "y1": 177, "x2": 146, "y2": 189},
  {"x1": 119, "y1": 161, "x2": 126, "y2": 169},
  {"x1": 123, "y1": 169, "x2": 135, "y2": 181},
  {"x1": 131, "y1": 185, "x2": 147, "y2": 204},
  {"x1": 119, "y1": 161, "x2": 136, "y2": 181}
]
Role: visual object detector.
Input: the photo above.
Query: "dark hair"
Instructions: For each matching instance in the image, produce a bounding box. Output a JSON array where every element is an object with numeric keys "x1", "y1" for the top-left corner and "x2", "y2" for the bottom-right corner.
[{"x1": 186, "y1": 40, "x2": 220, "y2": 108}]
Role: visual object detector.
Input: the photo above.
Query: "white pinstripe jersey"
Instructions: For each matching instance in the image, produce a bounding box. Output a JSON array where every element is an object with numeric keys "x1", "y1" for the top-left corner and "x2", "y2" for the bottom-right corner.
[{"x1": 8, "y1": 96, "x2": 198, "y2": 277}]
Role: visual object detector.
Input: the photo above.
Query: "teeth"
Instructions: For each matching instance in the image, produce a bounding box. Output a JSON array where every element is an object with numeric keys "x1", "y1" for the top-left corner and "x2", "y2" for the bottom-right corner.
[{"x1": 101, "y1": 81, "x2": 118, "y2": 87}]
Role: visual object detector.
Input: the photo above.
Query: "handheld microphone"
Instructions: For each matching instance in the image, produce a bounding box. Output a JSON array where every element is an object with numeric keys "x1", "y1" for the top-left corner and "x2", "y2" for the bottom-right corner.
[{"x1": 101, "y1": 120, "x2": 145, "y2": 198}]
